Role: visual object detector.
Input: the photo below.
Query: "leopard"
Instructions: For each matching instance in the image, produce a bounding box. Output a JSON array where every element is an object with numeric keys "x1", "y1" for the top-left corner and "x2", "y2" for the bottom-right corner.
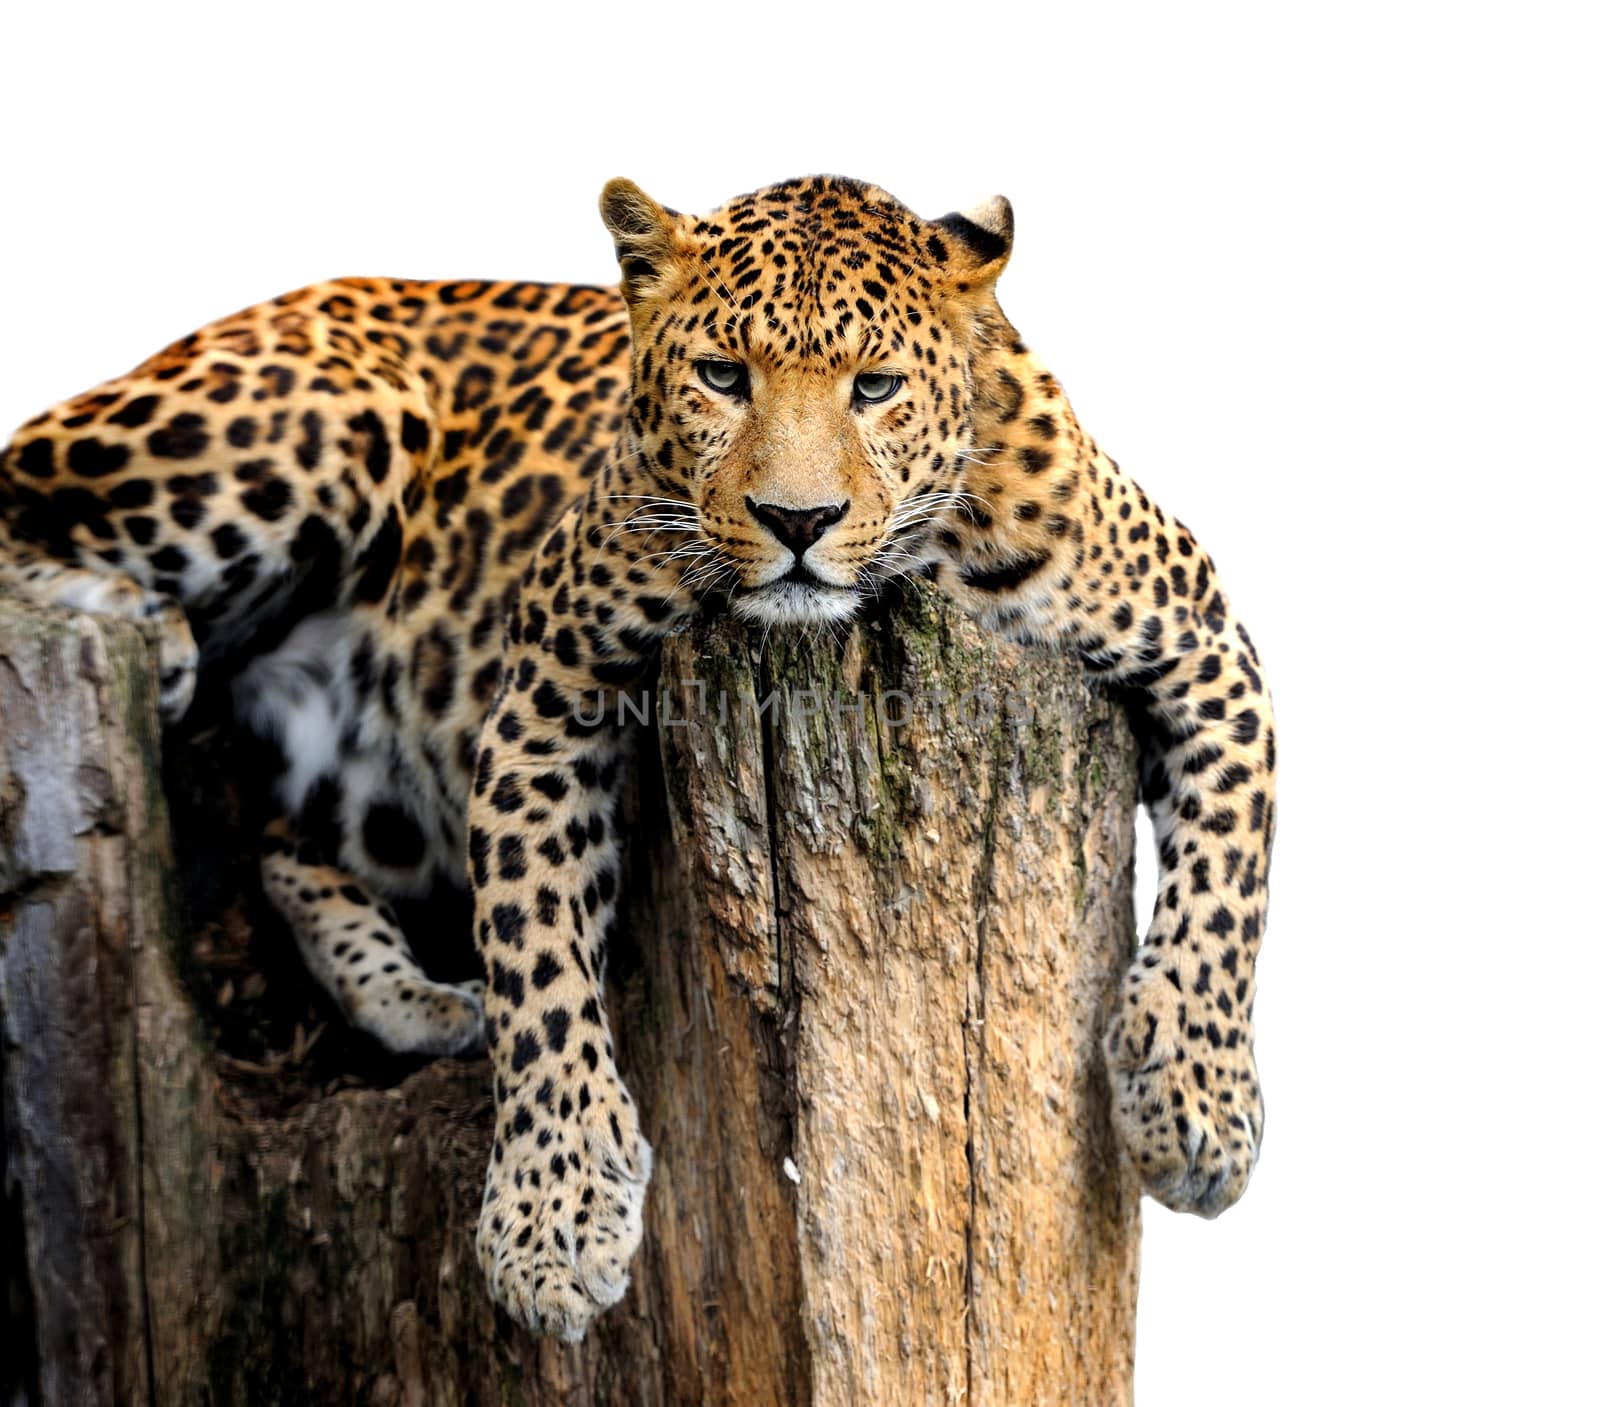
[{"x1": 0, "y1": 174, "x2": 1277, "y2": 1343}]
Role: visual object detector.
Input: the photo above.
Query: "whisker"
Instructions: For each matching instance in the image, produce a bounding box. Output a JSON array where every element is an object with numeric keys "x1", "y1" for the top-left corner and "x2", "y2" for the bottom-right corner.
[
  {"x1": 603, "y1": 493, "x2": 698, "y2": 509},
  {"x1": 604, "y1": 519, "x2": 700, "y2": 549},
  {"x1": 888, "y1": 487, "x2": 992, "y2": 530},
  {"x1": 609, "y1": 518, "x2": 700, "y2": 534}
]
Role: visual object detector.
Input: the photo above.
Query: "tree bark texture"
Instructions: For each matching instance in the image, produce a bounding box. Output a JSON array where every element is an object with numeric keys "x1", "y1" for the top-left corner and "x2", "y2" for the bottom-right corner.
[{"x1": 0, "y1": 585, "x2": 1141, "y2": 1407}]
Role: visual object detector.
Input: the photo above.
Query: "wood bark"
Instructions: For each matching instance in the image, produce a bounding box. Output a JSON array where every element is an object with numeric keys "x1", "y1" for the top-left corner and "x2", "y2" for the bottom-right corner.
[{"x1": 0, "y1": 585, "x2": 1141, "y2": 1407}]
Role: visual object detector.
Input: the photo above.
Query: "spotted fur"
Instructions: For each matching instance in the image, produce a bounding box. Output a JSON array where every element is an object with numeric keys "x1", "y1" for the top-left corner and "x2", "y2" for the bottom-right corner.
[{"x1": 0, "y1": 175, "x2": 1276, "y2": 1341}]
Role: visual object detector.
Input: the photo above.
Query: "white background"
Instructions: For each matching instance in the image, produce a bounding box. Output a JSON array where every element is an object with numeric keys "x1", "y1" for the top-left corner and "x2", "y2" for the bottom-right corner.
[{"x1": 3, "y1": 4, "x2": 1593, "y2": 1401}]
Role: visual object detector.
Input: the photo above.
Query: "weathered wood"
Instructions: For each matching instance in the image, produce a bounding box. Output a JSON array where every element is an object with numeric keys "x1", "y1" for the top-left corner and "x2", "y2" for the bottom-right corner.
[
  {"x1": 0, "y1": 584, "x2": 1140, "y2": 1406},
  {"x1": 1, "y1": 598, "x2": 168, "y2": 1407}
]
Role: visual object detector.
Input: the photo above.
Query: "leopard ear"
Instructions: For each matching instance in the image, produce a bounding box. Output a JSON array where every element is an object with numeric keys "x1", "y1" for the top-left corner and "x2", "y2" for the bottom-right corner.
[
  {"x1": 930, "y1": 195, "x2": 1014, "y2": 287},
  {"x1": 600, "y1": 178, "x2": 682, "y2": 301}
]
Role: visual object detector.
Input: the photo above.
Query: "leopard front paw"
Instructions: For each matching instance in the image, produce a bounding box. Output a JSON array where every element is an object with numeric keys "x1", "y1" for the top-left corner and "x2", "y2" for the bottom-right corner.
[
  {"x1": 476, "y1": 1079, "x2": 652, "y2": 1341},
  {"x1": 1104, "y1": 992, "x2": 1262, "y2": 1217},
  {"x1": 148, "y1": 598, "x2": 198, "y2": 723}
]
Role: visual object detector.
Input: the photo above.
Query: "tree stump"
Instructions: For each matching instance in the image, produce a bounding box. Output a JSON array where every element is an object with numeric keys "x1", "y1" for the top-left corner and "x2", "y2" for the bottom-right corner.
[{"x1": 0, "y1": 584, "x2": 1141, "y2": 1407}]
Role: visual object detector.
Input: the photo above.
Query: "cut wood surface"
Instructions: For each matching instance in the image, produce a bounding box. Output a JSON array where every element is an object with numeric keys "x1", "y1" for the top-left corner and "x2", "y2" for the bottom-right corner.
[{"x1": 0, "y1": 585, "x2": 1141, "y2": 1406}]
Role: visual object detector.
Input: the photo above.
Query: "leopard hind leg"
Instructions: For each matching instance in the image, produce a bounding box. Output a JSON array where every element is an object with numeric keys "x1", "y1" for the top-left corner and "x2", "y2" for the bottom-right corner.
[{"x1": 259, "y1": 819, "x2": 485, "y2": 1057}]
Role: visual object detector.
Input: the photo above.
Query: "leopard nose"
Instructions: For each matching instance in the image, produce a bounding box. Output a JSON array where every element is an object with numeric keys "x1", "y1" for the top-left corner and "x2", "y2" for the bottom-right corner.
[{"x1": 746, "y1": 497, "x2": 849, "y2": 556}]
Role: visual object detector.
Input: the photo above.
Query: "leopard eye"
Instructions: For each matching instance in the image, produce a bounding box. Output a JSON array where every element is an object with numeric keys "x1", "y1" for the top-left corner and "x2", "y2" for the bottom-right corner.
[
  {"x1": 696, "y1": 359, "x2": 750, "y2": 397},
  {"x1": 853, "y1": 371, "x2": 903, "y2": 406}
]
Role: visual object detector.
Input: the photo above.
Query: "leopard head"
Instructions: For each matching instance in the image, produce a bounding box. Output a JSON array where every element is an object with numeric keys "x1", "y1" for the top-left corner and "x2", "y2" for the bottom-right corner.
[{"x1": 600, "y1": 174, "x2": 1013, "y2": 626}]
